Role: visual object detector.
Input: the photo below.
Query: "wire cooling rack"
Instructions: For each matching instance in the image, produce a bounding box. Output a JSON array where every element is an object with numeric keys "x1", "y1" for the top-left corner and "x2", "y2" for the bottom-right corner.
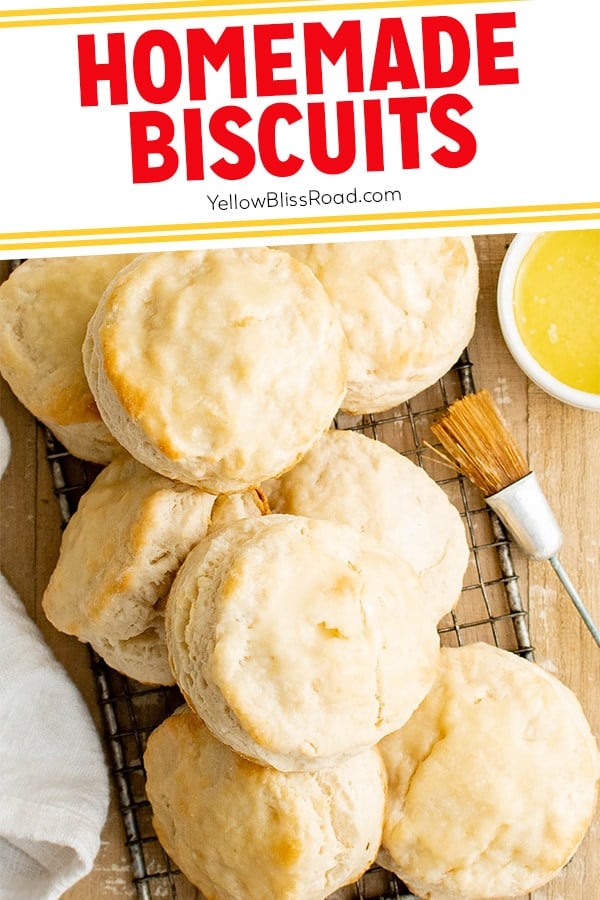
[{"x1": 43, "y1": 349, "x2": 532, "y2": 900}]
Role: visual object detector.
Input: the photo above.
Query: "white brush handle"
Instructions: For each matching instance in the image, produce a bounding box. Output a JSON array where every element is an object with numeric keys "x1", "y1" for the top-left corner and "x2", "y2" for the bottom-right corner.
[
  {"x1": 487, "y1": 473, "x2": 600, "y2": 647},
  {"x1": 549, "y1": 556, "x2": 600, "y2": 647}
]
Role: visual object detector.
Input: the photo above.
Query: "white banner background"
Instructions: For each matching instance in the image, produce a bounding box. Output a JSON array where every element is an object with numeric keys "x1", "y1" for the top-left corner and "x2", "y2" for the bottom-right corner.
[{"x1": 0, "y1": 0, "x2": 598, "y2": 255}]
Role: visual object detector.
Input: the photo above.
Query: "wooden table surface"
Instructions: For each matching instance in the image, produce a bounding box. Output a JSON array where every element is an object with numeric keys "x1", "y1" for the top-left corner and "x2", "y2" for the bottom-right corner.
[{"x1": 0, "y1": 233, "x2": 598, "y2": 900}]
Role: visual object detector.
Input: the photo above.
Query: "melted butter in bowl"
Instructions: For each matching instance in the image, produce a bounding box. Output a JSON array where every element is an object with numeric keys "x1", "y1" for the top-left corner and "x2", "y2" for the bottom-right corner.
[
  {"x1": 498, "y1": 230, "x2": 600, "y2": 411},
  {"x1": 514, "y1": 230, "x2": 600, "y2": 393}
]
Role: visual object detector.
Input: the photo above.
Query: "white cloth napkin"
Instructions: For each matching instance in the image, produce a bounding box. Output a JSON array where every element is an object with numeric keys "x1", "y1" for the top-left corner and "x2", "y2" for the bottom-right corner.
[{"x1": 0, "y1": 418, "x2": 110, "y2": 899}]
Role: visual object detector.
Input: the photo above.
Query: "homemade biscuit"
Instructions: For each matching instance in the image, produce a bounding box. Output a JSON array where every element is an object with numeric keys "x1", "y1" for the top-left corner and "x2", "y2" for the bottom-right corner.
[
  {"x1": 281, "y1": 237, "x2": 478, "y2": 413},
  {"x1": 165, "y1": 514, "x2": 440, "y2": 771},
  {"x1": 378, "y1": 643, "x2": 600, "y2": 899},
  {"x1": 0, "y1": 254, "x2": 137, "y2": 462},
  {"x1": 265, "y1": 429, "x2": 469, "y2": 621},
  {"x1": 83, "y1": 248, "x2": 348, "y2": 492},
  {"x1": 42, "y1": 454, "x2": 217, "y2": 684},
  {"x1": 145, "y1": 705, "x2": 386, "y2": 900},
  {"x1": 208, "y1": 485, "x2": 270, "y2": 533}
]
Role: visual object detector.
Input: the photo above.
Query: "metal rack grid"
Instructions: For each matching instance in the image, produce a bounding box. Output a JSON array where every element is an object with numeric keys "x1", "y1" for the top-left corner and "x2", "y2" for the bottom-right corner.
[{"x1": 44, "y1": 349, "x2": 532, "y2": 900}]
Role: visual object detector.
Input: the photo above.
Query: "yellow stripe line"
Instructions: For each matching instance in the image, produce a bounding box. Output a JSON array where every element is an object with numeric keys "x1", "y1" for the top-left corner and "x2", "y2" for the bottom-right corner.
[
  {"x1": 1, "y1": 210, "x2": 598, "y2": 253},
  {"x1": 0, "y1": 0, "x2": 528, "y2": 27},
  {"x1": 2, "y1": 202, "x2": 599, "y2": 241},
  {"x1": 0, "y1": 0, "x2": 525, "y2": 16}
]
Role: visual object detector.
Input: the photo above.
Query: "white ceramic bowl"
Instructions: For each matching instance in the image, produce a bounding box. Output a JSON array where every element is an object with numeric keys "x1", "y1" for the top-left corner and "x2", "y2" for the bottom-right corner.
[{"x1": 497, "y1": 232, "x2": 600, "y2": 412}]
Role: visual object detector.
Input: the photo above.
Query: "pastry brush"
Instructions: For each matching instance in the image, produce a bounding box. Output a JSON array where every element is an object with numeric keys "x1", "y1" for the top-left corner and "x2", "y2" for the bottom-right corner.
[{"x1": 430, "y1": 389, "x2": 600, "y2": 647}]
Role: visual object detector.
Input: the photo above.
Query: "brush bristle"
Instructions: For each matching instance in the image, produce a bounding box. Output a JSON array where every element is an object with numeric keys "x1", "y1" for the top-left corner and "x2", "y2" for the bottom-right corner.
[{"x1": 430, "y1": 389, "x2": 529, "y2": 496}]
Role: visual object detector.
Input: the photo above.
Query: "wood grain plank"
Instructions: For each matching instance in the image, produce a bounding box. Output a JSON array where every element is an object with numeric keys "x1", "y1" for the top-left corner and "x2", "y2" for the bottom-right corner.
[
  {"x1": 470, "y1": 234, "x2": 530, "y2": 630},
  {"x1": 472, "y1": 233, "x2": 599, "y2": 900},
  {"x1": 0, "y1": 377, "x2": 38, "y2": 609},
  {"x1": 528, "y1": 391, "x2": 600, "y2": 900}
]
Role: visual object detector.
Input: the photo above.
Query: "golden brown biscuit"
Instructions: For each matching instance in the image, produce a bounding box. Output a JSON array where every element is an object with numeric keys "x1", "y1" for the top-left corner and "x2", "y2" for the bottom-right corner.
[
  {"x1": 281, "y1": 237, "x2": 478, "y2": 413},
  {"x1": 42, "y1": 454, "x2": 217, "y2": 684},
  {"x1": 83, "y1": 248, "x2": 348, "y2": 492},
  {"x1": 42, "y1": 453, "x2": 268, "y2": 684},
  {"x1": 208, "y1": 485, "x2": 270, "y2": 533},
  {"x1": 0, "y1": 254, "x2": 137, "y2": 462},
  {"x1": 144, "y1": 705, "x2": 386, "y2": 900},
  {"x1": 265, "y1": 429, "x2": 469, "y2": 621},
  {"x1": 165, "y1": 514, "x2": 440, "y2": 770},
  {"x1": 378, "y1": 643, "x2": 600, "y2": 899}
]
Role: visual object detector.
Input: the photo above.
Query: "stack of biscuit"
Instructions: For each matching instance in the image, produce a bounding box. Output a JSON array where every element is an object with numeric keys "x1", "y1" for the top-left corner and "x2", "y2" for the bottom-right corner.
[{"x1": 0, "y1": 241, "x2": 597, "y2": 900}]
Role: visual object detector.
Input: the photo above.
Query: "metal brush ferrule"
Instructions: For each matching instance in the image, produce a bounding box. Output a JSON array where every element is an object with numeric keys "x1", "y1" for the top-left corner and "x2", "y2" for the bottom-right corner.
[{"x1": 486, "y1": 472, "x2": 563, "y2": 560}]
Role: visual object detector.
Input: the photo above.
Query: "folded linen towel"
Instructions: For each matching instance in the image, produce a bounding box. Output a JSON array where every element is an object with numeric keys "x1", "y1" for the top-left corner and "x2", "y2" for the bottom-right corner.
[{"x1": 0, "y1": 417, "x2": 109, "y2": 899}]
